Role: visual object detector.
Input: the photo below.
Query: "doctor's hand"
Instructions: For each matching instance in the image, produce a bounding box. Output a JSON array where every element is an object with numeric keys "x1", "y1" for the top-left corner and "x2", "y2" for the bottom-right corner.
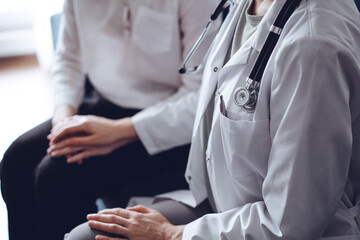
[
  {"x1": 47, "y1": 115, "x2": 138, "y2": 163},
  {"x1": 87, "y1": 205, "x2": 184, "y2": 240}
]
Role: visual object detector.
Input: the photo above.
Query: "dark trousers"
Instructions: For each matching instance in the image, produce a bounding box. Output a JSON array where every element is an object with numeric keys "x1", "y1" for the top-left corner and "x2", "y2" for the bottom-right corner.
[{"x1": 0, "y1": 95, "x2": 189, "y2": 240}]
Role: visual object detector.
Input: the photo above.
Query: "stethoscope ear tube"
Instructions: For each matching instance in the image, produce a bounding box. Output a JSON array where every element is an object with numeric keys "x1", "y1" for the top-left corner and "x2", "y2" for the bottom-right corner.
[
  {"x1": 179, "y1": 0, "x2": 233, "y2": 74},
  {"x1": 211, "y1": 0, "x2": 231, "y2": 21},
  {"x1": 178, "y1": 20, "x2": 212, "y2": 74}
]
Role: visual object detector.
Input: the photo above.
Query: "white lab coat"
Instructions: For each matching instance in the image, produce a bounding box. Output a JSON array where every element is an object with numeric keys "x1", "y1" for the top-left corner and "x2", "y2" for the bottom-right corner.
[
  {"x1": 182, "y1": 0, "x2": 360, "y2": 238},
  {"x1": 138, "y1": 0, "x2": 360, "y2": 239}
]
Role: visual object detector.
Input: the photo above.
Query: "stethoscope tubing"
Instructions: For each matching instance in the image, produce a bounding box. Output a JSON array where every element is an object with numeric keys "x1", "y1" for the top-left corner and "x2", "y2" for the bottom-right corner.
[
  {"x1": 180, "y1": 0, "x2": 304, "y2": 111},
  {"x1": 179, "y1": 0, "x2": 234, "y2": 74},
  {"x1": 179, "y1": 20, "x2": 213, "y2": 74},
  {"x1": 233, "y1": 0, "x2": 303, "y2": 112},
  {"x1": 249, "y1": 0, "x2": 303, "y2": 83}
]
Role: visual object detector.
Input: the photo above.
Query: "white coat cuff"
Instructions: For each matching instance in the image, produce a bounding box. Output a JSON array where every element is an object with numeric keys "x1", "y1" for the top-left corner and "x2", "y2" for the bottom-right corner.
[
  {"x1": 132, "y1": 112, "x2": 159, "y2": 155},
  {"x1": 182, "y1": 220, "x2": 200, "y2": 240}
]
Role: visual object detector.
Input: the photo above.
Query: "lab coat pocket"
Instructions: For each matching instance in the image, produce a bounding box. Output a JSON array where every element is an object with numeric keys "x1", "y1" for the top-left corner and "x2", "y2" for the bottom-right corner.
[
  {"x1": 132, "y1": 6, "x2": 173, "y2": 54},
  {"x1": 219, "y1": 114, "x2": 271, "y2": 180}
]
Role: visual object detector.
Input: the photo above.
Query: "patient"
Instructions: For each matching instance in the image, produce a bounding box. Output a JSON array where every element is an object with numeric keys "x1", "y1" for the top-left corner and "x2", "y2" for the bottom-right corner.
[{"x1": 0, "y1": 0, "x2": 218, "y2": 239}]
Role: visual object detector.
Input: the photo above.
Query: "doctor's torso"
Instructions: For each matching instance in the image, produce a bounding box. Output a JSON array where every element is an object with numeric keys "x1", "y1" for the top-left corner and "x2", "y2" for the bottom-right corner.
[{"x1": 184, "y1": 0, "x2": 360, "y2": 238}]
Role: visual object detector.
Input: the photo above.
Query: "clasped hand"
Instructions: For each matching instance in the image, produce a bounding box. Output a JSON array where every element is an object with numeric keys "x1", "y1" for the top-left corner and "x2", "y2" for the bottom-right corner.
[{"x1": 47, "y1": 115, "x2": 138, "y2": 163}]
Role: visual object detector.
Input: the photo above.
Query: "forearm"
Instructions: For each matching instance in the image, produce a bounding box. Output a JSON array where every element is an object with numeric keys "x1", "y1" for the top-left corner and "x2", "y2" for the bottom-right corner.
[
  {"x1": 52, "y1": 104, "x2": 77, "y2": 127},
  {"x1": 51, "y1": 0, "x2": 84, "y2": 111}
]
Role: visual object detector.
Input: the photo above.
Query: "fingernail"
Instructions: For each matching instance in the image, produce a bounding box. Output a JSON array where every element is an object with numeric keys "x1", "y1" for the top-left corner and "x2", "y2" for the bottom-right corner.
[{"x1": 51, "y1": 151, "x2": 57, "y2": 157}]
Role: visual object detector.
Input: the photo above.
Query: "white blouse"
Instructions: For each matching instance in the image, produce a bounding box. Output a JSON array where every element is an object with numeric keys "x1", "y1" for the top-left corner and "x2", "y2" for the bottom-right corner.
[{"x1": 52, "y1": 0, "x2": 218, "y2": 110}]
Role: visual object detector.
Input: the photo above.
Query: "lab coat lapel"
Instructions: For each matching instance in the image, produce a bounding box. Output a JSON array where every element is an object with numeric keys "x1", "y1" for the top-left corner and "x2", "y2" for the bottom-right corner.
[
  {"x1": 193, "y1": 0, "x2": 286, "y2": 134},
  {"x1": 185, "y1": 2, "x2": 247, "y2": 206},
  {"x1": 193, "y1": 0, "x2": 246, "y2": 136},
  {"x1": 217, "y1": 0, "x2": 288, "y2": 79},
  {"x1": 186, "y1": 0, "x2": 290, "y2": 207},
  {"x1": 250, "y1": 0, "x2": 287, "y2": 52}
]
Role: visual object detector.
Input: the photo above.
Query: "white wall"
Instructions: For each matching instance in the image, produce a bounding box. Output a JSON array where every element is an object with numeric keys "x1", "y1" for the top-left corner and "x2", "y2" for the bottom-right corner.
[
  {"x1": 0, "y1": 0, "x2": 64, "y2": 70},
  {"x1": 0, "y1": 1, "x2": 35, "y2": 57},
  {"x1": 32, "y1": 0, "x2": 64, "y2": 70}
]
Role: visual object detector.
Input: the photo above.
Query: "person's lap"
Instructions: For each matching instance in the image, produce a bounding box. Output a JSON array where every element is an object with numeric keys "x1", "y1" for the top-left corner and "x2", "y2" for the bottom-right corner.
[
  {"x1": 0, "y1": 94, "x2": 189, "y2": 240},
  {"x1": 35, "y1": 140, "x2": 190, "y2": 238},
  {"x1": 64, "y1": 198, "x2": 213, "y2": 240}
]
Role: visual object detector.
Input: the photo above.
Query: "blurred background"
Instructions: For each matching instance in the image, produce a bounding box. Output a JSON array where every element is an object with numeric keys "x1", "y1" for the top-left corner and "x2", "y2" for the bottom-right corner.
[{"x1": 0, "y1": 0, "x2": 64, "y2": 239}]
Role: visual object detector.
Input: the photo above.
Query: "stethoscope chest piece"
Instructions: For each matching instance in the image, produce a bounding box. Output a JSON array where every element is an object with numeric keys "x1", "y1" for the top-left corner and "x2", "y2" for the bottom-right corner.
[
  {"x1": 234, "y1": 87, "x2": 250, "y2": 106},
  {"x1": 233, "y1": 87, "x2": 257, "y2": 112},
  {"x1": 232, "y1": 0, "x2": 303, "y2": 113}
]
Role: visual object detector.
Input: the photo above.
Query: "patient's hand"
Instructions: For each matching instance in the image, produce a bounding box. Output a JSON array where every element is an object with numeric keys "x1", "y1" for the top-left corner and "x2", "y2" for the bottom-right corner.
[
  {"x1": 47, "y1": 115, "x2": 138, "y2": 163},
  {"x1": 52, "y1": 105, "x2": 77, "y2": 127}
]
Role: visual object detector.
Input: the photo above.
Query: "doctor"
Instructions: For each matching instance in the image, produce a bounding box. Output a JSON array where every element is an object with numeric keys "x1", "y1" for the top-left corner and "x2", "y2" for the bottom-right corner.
[{"x1": 66, "y1": 0, "x2": 360, "y2": 239}]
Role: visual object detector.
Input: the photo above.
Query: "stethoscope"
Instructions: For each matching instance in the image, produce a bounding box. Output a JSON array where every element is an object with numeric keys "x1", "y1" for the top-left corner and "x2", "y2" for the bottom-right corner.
[
  {"x1": 179, "y1": 0, "x2": 302, "y2": 112},
  {"x1": 179, "y1": 0, "x2": 233, "y2": 74}
]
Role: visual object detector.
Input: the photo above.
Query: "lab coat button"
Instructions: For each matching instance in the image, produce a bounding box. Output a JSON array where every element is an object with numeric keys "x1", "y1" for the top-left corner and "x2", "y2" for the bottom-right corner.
[
  {"x1": 188, "y1": 176, "x2": 192, "y2": 181},
  {"x1": 213, "y1": 67, "x2": 218, "y2": 72}
]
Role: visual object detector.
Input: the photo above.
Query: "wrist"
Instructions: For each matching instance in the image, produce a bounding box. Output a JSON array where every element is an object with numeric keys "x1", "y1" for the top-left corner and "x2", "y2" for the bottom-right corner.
[
  {"x1": 164, "y1": 225, "x2": 184, "y2": 240},
  {"x1": 52, "y1": 105, "x2": 77, "y2": 126},
  {"x1": 114, "y1": 117, "x2": 139, "y2": 142}
]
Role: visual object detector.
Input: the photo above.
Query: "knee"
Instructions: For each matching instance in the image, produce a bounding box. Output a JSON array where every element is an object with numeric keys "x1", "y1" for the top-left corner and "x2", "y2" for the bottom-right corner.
[
  {"x1": 1, "y1": 137, "x2": 35, "y2": 202},
  {"x1": 1, "y1": 119, "x2": 51, "y2": 182},
  {"x1": 34, "y1": 155, "x2": 67, "y2": 195},
  {"x1": 1, "y1": 122, "x2": 49, "y2": 183},
  {"x1": 1, "y1": 136, "x2": 33, "y2": 184},
  {"x1": 64, "y1": 222, "x2": 99, "y2": 240}
]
